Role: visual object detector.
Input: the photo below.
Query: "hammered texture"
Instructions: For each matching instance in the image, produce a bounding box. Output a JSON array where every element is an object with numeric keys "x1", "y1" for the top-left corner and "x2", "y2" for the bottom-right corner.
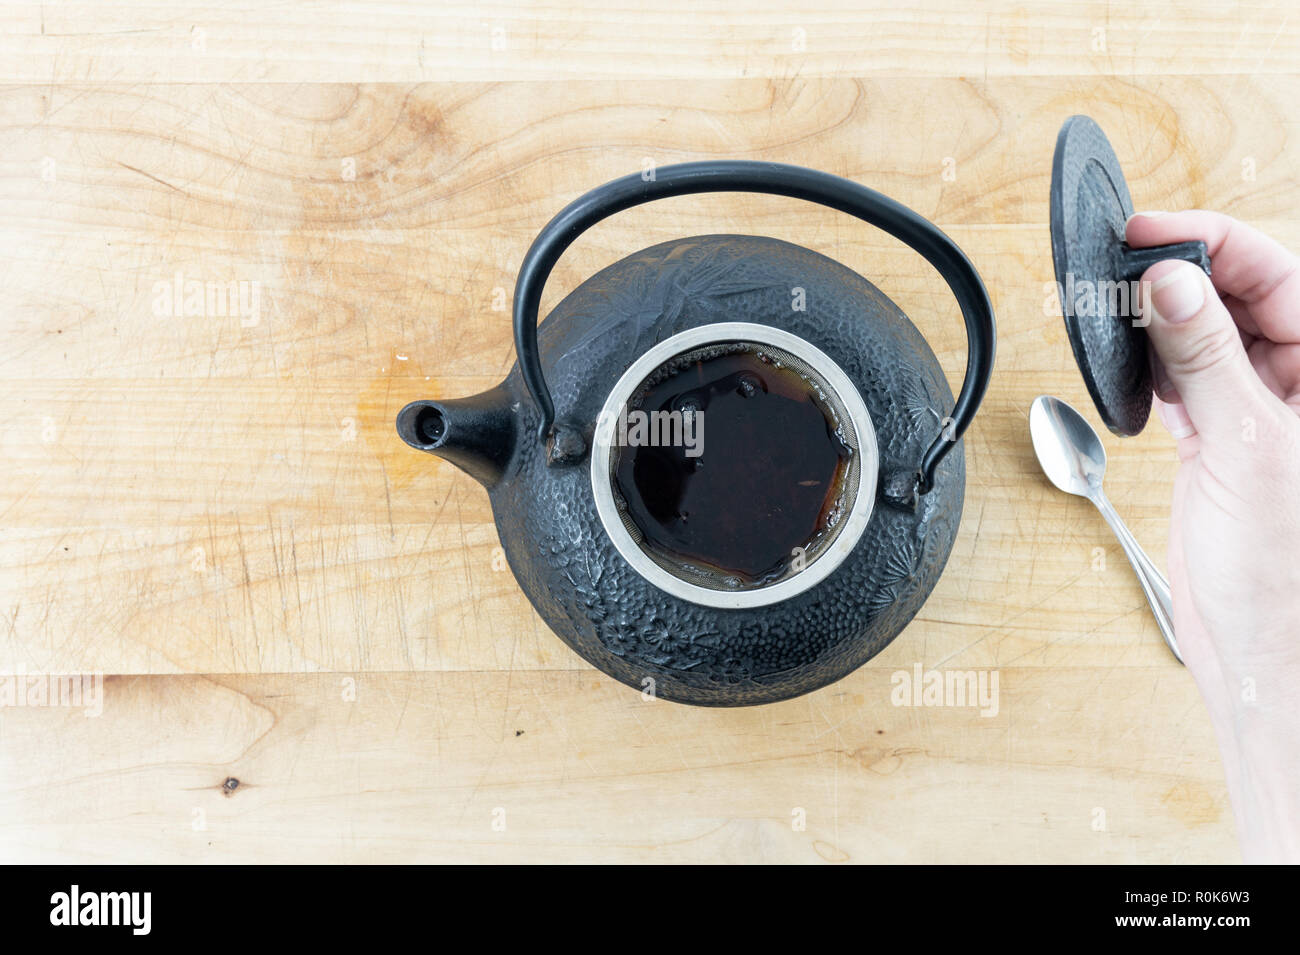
[
  {"x1": 488, "y1": 235, "x2": 965, "y2": 706},
  {"x1": 1050, "y1": 115, "x2": 1152, "y2": 436}
]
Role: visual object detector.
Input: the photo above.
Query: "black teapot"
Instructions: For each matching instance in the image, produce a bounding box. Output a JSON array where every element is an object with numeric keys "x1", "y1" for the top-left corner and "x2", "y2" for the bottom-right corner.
[{"x1": 398, "y1": 161, "x2": 996, "y2": 705}]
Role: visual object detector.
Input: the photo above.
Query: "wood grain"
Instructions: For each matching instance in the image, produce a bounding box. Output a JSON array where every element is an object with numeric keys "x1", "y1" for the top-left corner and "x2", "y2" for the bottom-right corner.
[
  {"x1": 3, "y1": 76, "x2": 1297, "y2": 674},
  {"x1": 0, "y1": 668, "x2": 1236, "y2": 863},
  {"x1": 3, "y1": 2, "x2": 1295, "y2": 862},
  {"x1": 2, "y1": 2, "x2": 1296, "y2": 82},
  {"x1": 5, "y1": 78, "x2": 1295, "y2": 235}
]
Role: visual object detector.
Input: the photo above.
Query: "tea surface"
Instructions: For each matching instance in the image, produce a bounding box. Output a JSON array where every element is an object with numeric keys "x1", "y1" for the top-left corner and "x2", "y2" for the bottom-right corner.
[{"x1": 613, "y1": 347, "x2": 851, "y2": 584}]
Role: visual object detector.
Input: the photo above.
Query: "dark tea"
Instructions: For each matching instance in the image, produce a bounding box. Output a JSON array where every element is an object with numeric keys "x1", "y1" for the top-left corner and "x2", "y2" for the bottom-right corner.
[{"x1": 612, "y1": 344, "x2": 853, "y2": 586}]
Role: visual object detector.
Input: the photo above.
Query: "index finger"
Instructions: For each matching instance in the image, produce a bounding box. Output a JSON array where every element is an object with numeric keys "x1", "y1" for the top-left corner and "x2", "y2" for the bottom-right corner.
[{"x1": 1126, "y1": 210, "x2": 1300, "y2": 344}]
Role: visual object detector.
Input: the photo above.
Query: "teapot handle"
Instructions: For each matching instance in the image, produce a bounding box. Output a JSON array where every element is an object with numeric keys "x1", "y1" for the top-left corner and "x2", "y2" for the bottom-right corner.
[{"x1": 513, "y1": 160, "x2": 996, "y2": 495}]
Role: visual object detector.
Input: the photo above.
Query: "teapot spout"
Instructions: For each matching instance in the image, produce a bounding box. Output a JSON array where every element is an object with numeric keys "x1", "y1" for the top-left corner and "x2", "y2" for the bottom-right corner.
[{"x1": 396, "y1": 384, "x2": 517, "y2": 488}]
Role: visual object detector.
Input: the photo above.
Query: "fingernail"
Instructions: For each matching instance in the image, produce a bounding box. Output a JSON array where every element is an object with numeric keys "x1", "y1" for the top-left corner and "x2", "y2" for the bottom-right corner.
[
  {"x1": 1155, "y1": 399, "x2": 1196, "y2": 439},
  {"x1": 1126, "y1": 211, "x2": 1167, "y2": 224},
  {"x1": 1149, "y1": 263, "x2": 1205, "y2": 324}
]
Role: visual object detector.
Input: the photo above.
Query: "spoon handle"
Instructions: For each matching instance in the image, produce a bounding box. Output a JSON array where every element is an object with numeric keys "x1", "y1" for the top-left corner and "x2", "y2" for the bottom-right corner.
[{"x1": 1090, "y1": 490, "x2": 1184, "y2": 665}]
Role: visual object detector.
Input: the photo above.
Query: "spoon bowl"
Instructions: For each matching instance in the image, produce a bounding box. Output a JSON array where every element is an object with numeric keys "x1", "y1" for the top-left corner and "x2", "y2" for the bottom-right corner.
[{"x1": 1029, "y1": 395, "x2": 1107, "y2": 497}]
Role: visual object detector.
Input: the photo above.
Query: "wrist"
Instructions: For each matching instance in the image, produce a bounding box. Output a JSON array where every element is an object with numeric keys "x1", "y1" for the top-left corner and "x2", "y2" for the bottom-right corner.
[{"x1": 1194, "y1": 667, "x2": 1300, "y2": 862}]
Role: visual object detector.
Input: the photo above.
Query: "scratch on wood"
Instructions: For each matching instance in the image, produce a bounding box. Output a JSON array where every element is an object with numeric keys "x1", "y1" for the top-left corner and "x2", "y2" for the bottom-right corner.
[{"x1": 115, "y1": 160, "x2": 189, "y2": 195}]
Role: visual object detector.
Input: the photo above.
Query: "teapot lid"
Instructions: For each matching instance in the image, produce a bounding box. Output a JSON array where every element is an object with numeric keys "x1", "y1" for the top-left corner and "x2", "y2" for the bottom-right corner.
[{"x1": 1048, "y1": 115, "x2": 1210, "y2": 436}]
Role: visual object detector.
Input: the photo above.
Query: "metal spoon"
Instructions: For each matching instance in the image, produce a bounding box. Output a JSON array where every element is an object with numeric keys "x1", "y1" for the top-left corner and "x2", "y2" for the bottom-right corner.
[{"x1": 1029, "y1": 395, "x2": 1183, "y2": 664}]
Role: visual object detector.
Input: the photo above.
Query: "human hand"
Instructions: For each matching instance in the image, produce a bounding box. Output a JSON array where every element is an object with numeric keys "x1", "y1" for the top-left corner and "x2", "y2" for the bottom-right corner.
[{"x1": 1127, "y1": 210, "x2": 1300, "y2": 862}]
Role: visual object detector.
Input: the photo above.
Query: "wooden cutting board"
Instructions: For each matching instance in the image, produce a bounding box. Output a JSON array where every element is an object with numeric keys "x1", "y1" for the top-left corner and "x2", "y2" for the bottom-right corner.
[
  {"x1": 7, "y1": 74, "x2": 1296, "y2": 675},
  {"x1": 2, "y1": 1, "x2": 1295, "y2": 863}
]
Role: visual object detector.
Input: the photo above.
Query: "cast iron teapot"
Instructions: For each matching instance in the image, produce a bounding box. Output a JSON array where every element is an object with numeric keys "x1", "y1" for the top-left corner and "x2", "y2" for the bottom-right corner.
[{"x1": 398, "y1": 161, "x2": 996, "y2": 705}]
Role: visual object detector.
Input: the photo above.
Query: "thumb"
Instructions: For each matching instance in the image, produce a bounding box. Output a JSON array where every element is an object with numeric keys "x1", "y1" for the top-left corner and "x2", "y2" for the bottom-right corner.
[{"x1": 1141, "y1": 259, "x2": 1266, "y2": 441}]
